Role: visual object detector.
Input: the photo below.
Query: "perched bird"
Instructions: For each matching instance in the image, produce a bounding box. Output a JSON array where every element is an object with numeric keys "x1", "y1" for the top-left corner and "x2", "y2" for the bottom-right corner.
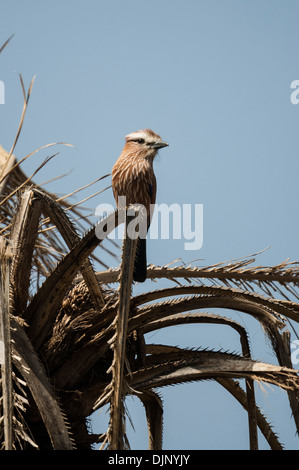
[{"x1": 112, "y1": 129, "x2": 168, "y2": 282}]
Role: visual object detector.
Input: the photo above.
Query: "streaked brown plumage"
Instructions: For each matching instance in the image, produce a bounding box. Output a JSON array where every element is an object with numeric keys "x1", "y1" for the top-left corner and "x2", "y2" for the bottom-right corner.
[{"x1": 112, "y1": 129, "x2": 168, "y2": 282}]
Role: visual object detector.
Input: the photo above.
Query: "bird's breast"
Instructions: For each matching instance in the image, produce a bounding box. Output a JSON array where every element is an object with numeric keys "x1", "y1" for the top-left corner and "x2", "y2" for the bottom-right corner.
[{"x1": 112, "y1": 156, "x2": 156, "y2": 210}]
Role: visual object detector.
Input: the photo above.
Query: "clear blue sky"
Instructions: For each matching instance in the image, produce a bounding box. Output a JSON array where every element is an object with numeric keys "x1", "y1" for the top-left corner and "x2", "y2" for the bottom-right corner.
[{"x1": 1, "y1": 0, "x2": 299, "y2": 450}]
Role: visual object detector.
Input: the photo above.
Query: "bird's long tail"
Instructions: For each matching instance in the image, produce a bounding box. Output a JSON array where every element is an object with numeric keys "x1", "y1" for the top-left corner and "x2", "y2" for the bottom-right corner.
[{"x1": 133, "y1": 237, "x2": 147, "y2": 282}]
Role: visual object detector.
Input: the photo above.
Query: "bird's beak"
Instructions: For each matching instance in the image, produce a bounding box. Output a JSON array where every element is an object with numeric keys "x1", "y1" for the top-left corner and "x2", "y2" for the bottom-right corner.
[{"x1": 152, "y1": 141, "x2": 169, "y2": 149}]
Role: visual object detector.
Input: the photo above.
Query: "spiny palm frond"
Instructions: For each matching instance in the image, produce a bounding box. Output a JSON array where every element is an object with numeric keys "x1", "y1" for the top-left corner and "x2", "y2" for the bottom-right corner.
[
  {"x1": 0, "y1": 35, "x2": 14, "y2": 55},
  {"x1": 0, "y1": 144, "x2": 112, "y2": 279},
  {"x1": 104, "y1": 212, "x2": 138, "y2": 450},
  {"x1": 94, "y1": 258, "x2": 299, "y2": 302},
  {"x1": 0, "y1": 238, "x2": 13, "y2": 449},
  {"x1": 1, "y1": 44, "x2": 298, "y2": 450},
  {"x1": 128, "y1": 348, "x2": 299, "y2": 391}
]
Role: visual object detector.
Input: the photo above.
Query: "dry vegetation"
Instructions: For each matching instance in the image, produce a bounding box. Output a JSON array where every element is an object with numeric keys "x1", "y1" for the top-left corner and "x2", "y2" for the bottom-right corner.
[{"x1": 1, "y1": 38, "x2": 299, "y2": 450}]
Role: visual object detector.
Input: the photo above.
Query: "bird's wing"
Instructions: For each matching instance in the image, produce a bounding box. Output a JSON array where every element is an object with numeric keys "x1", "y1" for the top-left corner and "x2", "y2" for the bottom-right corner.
[
  {"x1": 149, "y1": 174, "x2": 157, "y2": 206},
  {"x1": 147, "y1": 174, "x2": 156, "y2": 227}
]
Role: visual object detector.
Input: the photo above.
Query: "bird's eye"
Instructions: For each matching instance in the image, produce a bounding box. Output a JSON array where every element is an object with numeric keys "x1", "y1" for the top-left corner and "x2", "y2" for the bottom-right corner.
[{"x1": 136, "y1": 138, "x2": 145, "y2": 144}]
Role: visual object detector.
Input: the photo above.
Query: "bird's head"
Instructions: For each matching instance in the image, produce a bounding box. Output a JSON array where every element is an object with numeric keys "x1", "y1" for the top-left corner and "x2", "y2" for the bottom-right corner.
[{"x1": 124, "y1": 128, "x2": 168, "y2": 161}]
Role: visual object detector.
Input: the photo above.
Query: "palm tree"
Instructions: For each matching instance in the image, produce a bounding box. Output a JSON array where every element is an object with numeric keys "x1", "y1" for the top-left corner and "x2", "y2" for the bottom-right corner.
[{"x1": 1, "y1": 38, "x2": 299, "y2": 450}]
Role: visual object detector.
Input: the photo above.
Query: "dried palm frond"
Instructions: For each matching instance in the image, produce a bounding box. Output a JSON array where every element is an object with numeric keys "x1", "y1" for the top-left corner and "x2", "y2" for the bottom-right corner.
[
  {"x1": 0, "y1": 35, "x2": 14, "y2": 55},
  {"x1": 1, "y1": 40, "x2": 299, "y2": 451}
]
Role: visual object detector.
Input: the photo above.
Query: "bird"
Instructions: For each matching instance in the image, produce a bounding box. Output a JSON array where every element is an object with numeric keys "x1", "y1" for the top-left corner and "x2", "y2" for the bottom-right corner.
[{"x1": 112, "y1": 128, "x2": 168, "y2": 282}]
